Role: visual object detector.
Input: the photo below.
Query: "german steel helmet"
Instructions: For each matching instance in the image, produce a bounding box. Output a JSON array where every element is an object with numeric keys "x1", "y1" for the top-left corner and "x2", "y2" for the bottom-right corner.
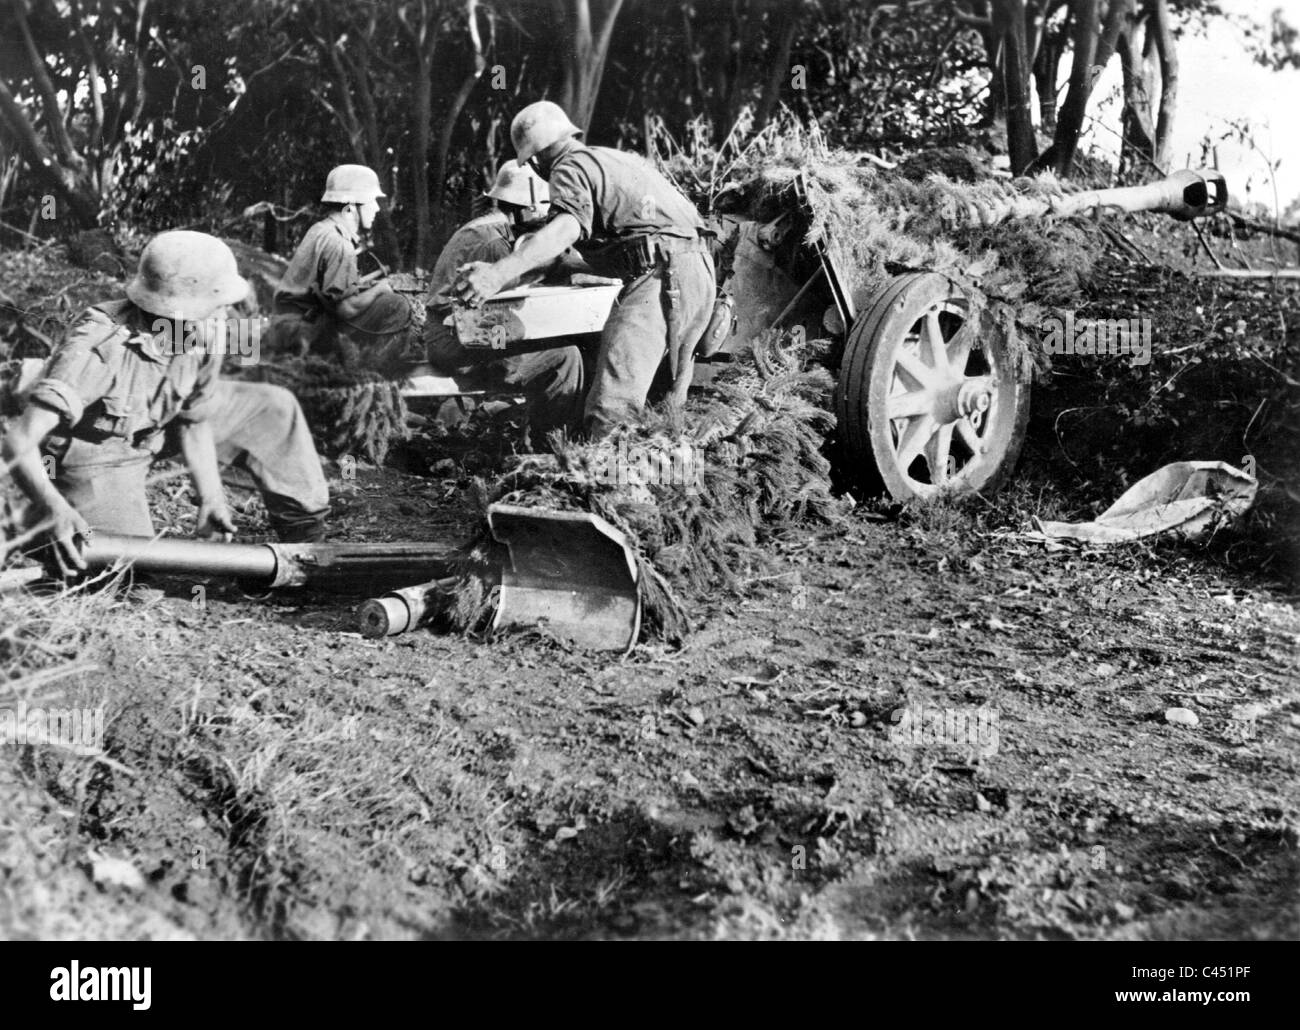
[
  {"x1": 321, "y1": 164, "x2": 386, "y2": 204},
  {"x1": 126, "y1": 231, "x2": 248, "y2": 320},
  {"x1": 484, "y1": 163, "x2": 550, "y2": 207},
  {"x1": 511, "y1": 101, "x2": 582, "y2": 166}
]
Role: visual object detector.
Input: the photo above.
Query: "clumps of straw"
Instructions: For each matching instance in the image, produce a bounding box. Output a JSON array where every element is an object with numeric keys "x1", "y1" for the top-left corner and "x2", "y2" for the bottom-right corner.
[
  {"x1": 453, "y1": 329, "x2": 848, "y2": 644},
  {"x1": 245, "y1": 357, "x2": 411, "y2": 466}
]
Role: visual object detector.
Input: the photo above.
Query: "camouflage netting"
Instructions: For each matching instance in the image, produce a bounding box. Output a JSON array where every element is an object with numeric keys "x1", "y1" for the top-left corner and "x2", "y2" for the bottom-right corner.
[
  {"x1": 450, "y1": 329, "x2": 847, "y2": 645},
  {"x1": 241, "y1": 278, "x2": 427, "y2": 466},
  {"x1": 246, "y1": 357, "x2": 412, "y2": 467},
  {"x1": 663, "y1": 123, "x2": 1110, "y2": 379}
]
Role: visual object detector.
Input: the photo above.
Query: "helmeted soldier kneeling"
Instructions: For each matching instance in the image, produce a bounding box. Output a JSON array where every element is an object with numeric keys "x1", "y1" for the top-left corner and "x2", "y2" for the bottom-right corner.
[
  {"x1": 1, "y1": 231, "x2": 331, "y2": 577},
  {"x1": 423, "y1": 162, "x2": 585, "y2": 441},
  {"x1": 269, "y1": 164, "x2": 413, "y2": 369}
]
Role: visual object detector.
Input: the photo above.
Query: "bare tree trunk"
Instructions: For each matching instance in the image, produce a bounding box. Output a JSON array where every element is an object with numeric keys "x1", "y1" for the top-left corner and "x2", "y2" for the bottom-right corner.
[
  {"x1": 310, "y1": 3, "x2": 402, "y2": 265},
  {"x1": 681, "y1": 1, "x2": 706, "y2": 113},
  {"x1": 431, "y1": 0, "x2": 488, "y2": 243},
  {"x1": 1, "y1": 0, "x2": 103, "y2": 226},
  {"x1": 0, "y1": 76, "x2": 100, "y2": 226},
  {"x1": 954, "y1": 2, "x2": 1005, "y2": 127},
  {"x1": 710, "y1": 11, "x2": 735, "y2": 129},
  {"x1": 1032, "y1": 24, "x2": 1065, "y2": 136},
  {"x1": 559, "y1": 0, "x2": 626, "y2": 132},
  {"x1": 411, "y1": 48, "x2": 434, "y2": 270},
  {"x1": 14, "y1": 0, "x2": 81, "y2": 171},
  {"x1": 987, "y1": 45, "x2": 1008, "y2": 127},
  {"x1": 68, "y1": 0, "x2": 105, "y2": 153},
  {"x1": 1094, "y1": 0, "x2": 1130, "y2": 71},
  {"x1": 1028, "y1": 0, "x2": 1099, "y2": 176},
  {"x1": 392, "y1": 1, "x2": 448, "y2": 270},
  {"x1": 351, "y1": 29, "x2": 385, "y2": 174},
  {"x1": 994, "y1": 0, "x2": 1039, "y2": 174},
  {"x1": 1027, "y1": 0, "x2": 1124, "y2": 174},
  {"x1": 1148, "y1": 0, "x2": 1177, "y2": 166},
  {"x1": 754, "y1": 3, "x2": 800, "y2": 129},
  {"x1": 314, "y1": 3, "x2": 368, "y2": 163},
  {"x1": 722, "y1": 0, "x2": 751, "y2": 129},
  {"x1": 1117, "y1": 11, "x2": 1156, "y2": 172}
]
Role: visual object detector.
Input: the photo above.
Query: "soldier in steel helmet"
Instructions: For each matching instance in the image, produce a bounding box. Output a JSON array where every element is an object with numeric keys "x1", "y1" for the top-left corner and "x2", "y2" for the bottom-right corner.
[
  {"x1": 422, "y1": 162, "x2": 585, "y2": 441},
  {"x1": 269, "y1": 164, "x2": 413, "y2": 368},
  {"x1": 453, "y1": 101, "x2": 716, "y2": 439},
  {"x1": 1, "y1": 231, "x2": 331, "y2": 577}
]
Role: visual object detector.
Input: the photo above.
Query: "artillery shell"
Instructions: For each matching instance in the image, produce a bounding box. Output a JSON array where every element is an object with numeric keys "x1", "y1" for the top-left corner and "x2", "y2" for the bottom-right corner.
[{"x1": 357, "y1": 578, "x2": 455, "y2": 638}]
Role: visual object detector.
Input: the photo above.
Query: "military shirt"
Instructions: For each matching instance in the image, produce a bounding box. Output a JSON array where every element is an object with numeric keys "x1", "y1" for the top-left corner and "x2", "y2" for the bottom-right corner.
[
  {"x1": 28, "y1": 299, "x2": 220, "y2": 449},
  {"x1": 546, "y1": 141, "x2": 704, "y2": 251},
  {"x1": 274, "y1": 217, "x2": 364, "y2": 317},
  {"x1": 426, "y1": 211, "x2": 514, "y2": 310}
]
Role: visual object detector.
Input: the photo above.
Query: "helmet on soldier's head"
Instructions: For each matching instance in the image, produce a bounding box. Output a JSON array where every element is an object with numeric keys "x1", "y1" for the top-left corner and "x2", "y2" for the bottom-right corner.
[
  {"x1": 126, "y1": 231, "x2": 248, "y2": 321},
  {"x1": 511, "y1": 101, "x2": 582, "y2": 166},
  {"x1": 321, "y1": 164, "x2": 386, "y2": 204},
  {"x1": 484, "y1": 163, "x2": 550, "y2": 208}
]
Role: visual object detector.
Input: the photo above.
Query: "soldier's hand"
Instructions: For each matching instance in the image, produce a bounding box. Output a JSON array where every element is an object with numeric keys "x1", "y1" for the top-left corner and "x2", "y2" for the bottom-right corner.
[
  {"x1": 195, "y1": 499, "x2": 236, "y2": 542},
  {"x1": 453, "y1": 262, "x2": 505, "y2": 307},
  {"x1": 37, "y1": 497, "x2": 91, "y2": 578}
]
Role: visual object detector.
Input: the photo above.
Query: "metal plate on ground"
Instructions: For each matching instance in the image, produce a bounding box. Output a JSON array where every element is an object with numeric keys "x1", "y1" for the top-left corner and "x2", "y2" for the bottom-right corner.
[{"x1": 487, "y1": 502, "x2": 641, "y2": 652}]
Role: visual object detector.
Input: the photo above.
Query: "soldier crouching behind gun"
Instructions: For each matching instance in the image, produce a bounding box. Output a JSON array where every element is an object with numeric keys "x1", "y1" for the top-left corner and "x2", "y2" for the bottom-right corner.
[
  {"x1": 422, "y1": 162, "x2": 585, "y2": 442},
  {"x1": 1, "y1": 231, "x2": 331, "y2": 579},
  {"x1": 453, "y1": 101, "x2": 716, "y2": 440}
]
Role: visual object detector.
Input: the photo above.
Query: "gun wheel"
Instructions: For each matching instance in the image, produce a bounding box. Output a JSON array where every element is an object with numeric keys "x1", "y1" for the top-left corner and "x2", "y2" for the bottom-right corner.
[{"x1": 835, "y1": 272, "x2": 1031, "y2": 502}]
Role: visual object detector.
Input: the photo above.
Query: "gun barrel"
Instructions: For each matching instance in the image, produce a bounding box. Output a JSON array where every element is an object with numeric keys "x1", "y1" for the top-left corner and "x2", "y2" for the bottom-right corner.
[
  {"x1": 84, "y1": 535, "x2": 278, "y2": 580},
  {"x1": 80, "y1": 534, "x2": 459, "y2": 594},
  {"x1": 950, "y1": 169, "x2": 1228, "y2": 228},
  {"x1": 1052, "y1": 169, "x2": 1228, "y2": 222}
]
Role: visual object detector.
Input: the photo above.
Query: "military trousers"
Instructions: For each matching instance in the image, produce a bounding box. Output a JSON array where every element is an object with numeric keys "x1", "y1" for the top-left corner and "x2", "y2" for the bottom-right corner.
[
  {"x1": 267, "y1": 291, "x2": 416, "y2": 373},
  {"x1": 584, "y1": 250, "x2": 716, "y2": 439},
  {"x1": 423, "y1": 321, "x2": 586, "y2": 442},
  {"x1": 51, "y1": 381, "x2": 331, "y2": 541}
]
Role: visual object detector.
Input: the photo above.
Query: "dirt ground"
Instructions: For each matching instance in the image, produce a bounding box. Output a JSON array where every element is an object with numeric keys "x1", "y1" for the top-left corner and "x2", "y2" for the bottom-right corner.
[
  {"x1": 2, "y1": 220, "x2": 1298, "y2": 941},
  {"x1": 2, "y1": 454, "x2": 1297, "y2": 941}
]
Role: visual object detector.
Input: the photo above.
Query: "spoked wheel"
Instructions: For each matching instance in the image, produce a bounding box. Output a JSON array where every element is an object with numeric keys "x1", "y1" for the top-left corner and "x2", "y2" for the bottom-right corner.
[{"x1": 835, "y1": 272, "x2": 1031, "y2": 501}]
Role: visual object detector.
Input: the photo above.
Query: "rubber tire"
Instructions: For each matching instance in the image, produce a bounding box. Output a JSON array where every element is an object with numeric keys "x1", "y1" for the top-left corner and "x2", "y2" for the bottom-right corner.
[{"x1": 834, "y1": 272, "x2": 1031, "y2": 502}]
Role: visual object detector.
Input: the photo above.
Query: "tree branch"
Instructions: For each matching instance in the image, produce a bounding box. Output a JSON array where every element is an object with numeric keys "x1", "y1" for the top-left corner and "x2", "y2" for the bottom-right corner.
[
  {"x1": 68, "y1": 0, "x2": 105, "y2": 149},
  {"x1": 1148, "y1": 0, "x2": 1177, "y2": 165},
  {"x1": 1028, "y1": 0, "x2": 1101, "y2": 176},
  {"x1": 129, "y1": 0, "x2": 151, "y2": 130},
  {"x1": 0, "y1": 73, "x2": 98, "y2": 225},
  {"x1": 432, "y1": 0, "x2": 488, "y2": 213},
  {"x1": 1094, "y1": 0, "x2": 1129, "y2": 71},
  {"x1": 14, "y1": 0, "x2": 81, "y2": 168}
]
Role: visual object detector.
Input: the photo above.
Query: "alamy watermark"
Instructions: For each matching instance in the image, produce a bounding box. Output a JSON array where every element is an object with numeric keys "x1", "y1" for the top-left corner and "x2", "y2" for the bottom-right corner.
[
  {"x1": 0, "y1": 702, "x2": 105, "y2": 752},
  {"x1": 49, "y1": 962, "x2": 151, "y2": 1010},
  {"x1": 1041, "y1": 311, "x2": 1151, "y2": 366},
  {"x1": 141, "y1": 315, "x2": 262, "y2": 365},
  {"x1": 589, "y1": 437, "x2": 705, "y2": 493},
  {"x1": 889, "y1": 703, "x2": 999, "y2": 758}
]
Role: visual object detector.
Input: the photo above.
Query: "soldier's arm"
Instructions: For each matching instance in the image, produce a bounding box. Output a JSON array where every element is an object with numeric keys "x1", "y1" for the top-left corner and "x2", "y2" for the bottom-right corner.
[
  {"x1": 317, "y1": 231, "x2": 390, "y2": 321},
  {"x1": 3, "y1": 313, "x2": 119, "y2": 572},
  {"x1": 497, "y1": 214, "x2": 581, "y2": 280},
  {"x1": 1, "y1": 404, "x2": 90, "y2": 573},
  {"x1": 175, "y1": 351, "x2": 234, "y2": 540},
  {"x1": 177, "y1": 420, "x2": 235, "y2": 540},
  {"x1": 454, "y1": 214, "x2": 581, "y2": 305},
  {"x1": 336, "y1": 279, "x2": 392, "y2": 321}
]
